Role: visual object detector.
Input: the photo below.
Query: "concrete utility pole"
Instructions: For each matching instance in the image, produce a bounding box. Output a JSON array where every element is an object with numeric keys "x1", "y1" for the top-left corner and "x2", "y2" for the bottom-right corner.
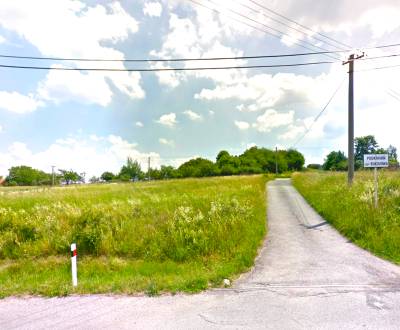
[
  {"x1": 51, "y1": 165, "x2": 55, "y2": 186},
  {"x1": 343, "y1": 53, "x2": 364, "y2": 185}
]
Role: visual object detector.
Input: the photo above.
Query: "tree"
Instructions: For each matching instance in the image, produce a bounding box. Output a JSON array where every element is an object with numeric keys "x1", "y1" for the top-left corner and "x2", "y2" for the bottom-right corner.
[
  {"x1": 6, "y1": 166, "x2": 51, "y2": 186},
  {"x1": 307, "y1": 164, "x2": 322, "y2": 170},
  {"x1": 119, "y1": 157, "x2": 143, "y2": 181},
  {"x1": 388, "y1": 145, "x2": 399, "y2": 167},
  {"x1": 148, "y1": 168, "x2": 162, "y2": 180},
  {"x1": 59, "y1": 169, "x2": 81, "y2": 185},
  {"x1": 159, "y1": 165, "x2": 177, "y2": 179},
  {"x1": 216, "y1": 151, "x2": 240, "y2": 175},
  {"x1": 89, "y1": 176, "x2": 100, "y2": 183},
  {"x1": 322, "y1": 151, "x2": 348, "y2": 171},
  {"x1": 286, "y1": 149, "x2": 305, "y2": 171},
  {"x1": 101, "y1": 171, "x2": 115, "y2": 182},
  {"x1": 355, "y1": 135, "x2": 379, "y2": 162},
  {"x1": 178, "y1": 158, "x2": 218, "y2": 177}
]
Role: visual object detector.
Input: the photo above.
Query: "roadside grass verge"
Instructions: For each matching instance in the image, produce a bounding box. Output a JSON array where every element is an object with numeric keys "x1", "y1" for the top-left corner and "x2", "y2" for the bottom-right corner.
[
  {"x1": 0, "y1": 175, "x2": 268, "y2": 297},
  {"x1": 292, "y1": 171, "x2": 400, "y2": 264}
]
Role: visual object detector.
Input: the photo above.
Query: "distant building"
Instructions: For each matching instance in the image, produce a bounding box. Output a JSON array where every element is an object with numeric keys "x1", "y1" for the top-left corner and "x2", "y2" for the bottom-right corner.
[{"x1": 0, "y1": 177, "x2": 5, "y2": 185}]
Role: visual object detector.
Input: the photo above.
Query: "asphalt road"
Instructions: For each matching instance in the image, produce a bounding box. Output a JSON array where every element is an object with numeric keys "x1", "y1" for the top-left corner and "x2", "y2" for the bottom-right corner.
[{"x1": 2, "y1": 179, "x2": 400, "y2": 329}]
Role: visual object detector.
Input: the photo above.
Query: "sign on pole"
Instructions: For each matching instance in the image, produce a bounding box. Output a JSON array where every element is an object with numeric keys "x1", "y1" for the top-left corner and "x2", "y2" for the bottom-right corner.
[
  {"x1": 363, "y1": 154, "x2": 389, "y2": 168},
  {"x1": 363, "y1": 154, "x2": 389, "y2": 208}
]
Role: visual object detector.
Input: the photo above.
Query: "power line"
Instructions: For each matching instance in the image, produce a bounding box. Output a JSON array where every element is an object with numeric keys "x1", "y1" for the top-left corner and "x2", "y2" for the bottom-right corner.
[
  {"x1": 0, "y1": 60, "x2": 336, "y2": 72},
  {"x1": 0, "y1": 50, "x2": 347, "y2": 63},
  {"x1": 356, "y1": 63, "x2": 400, "y2": 72},
  {"x1": 234, "y1": 0, "x2": 347, "y2": 51},
  {"x1": 388, "y1": 88, "x2": 400, "y2": 98},
  {"x1": 291, "y1": 77, "x2": 346, "y2": 148},
  {"x1": 387, "y1": 90, "x2": 400, "y2": 102},
  {"x1": 204, "y1": 0, "x2": 341, "y2": 60},
  {"x1": 187, "y1": 0, "x2": 340, "y2": 60},
  {"x1": 1, "y1": 50, "x2": 398, "y2": 64},
  {"x1": 371, "y1": 43, "x2": 400, "y2": 50},
  {"x1": 360, "y1": 53, "x2": 400, "y2": 61},
  {"x1": 246, "y1": 0, "x2": 352, "y2": 49},
  {"x1": 0, "y1": 43, "x2": 399, "y2": 63}
]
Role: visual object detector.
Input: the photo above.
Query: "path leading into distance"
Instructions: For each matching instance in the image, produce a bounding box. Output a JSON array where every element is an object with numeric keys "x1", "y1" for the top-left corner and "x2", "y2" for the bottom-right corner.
[{"x1": 2, "y1": 179, "x2": 400, "y2": 329}]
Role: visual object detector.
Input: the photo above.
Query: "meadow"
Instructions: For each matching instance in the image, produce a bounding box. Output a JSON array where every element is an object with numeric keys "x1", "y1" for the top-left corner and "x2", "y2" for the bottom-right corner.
[
  {"x1": 293, "y1": 170, "x2": 400, "y2": 264},
  {"x1": 0, "y1": 175, "x2": 268, "y2": 296}
]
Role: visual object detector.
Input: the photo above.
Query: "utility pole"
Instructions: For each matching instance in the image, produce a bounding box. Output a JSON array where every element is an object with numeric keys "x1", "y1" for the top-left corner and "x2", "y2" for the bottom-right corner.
[
  {"x1": 51, "y1": 165, "x2": 55, "y2": 186},
  {"x1": 343, "y1": 52, "x2": 364, "y2": 185},
  {"x1": 275, "y1": 147, "x2": 278, "y2": 174},
  {"x1": 148, "y1": 156, "x2": 151, "y2": 181},
  {"x1": 82, "y1": 172, "x2": 86, "y2": 184}
]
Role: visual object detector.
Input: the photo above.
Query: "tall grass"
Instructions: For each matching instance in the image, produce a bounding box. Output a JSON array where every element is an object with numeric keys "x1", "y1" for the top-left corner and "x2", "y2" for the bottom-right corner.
[
  {"x1": 292, "y1": 171, "x2": 400, "y2": 264},
  {"x1": 0, "y1": 175, "x2": 268, "y2": 296}
]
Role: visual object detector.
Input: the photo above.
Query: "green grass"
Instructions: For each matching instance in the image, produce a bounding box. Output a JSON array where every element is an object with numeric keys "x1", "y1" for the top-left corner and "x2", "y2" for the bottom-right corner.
[
  {"x1": 292, "y1": 170, "x2": 400, "y2": 264},
  {"x1": 0, "y1": 175, "x2": 269, "y2": 296}
]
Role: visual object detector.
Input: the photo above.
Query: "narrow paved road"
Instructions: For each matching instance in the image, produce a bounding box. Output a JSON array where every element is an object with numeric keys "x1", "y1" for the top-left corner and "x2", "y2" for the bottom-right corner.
[{"x1": 2, "y1": 179, "x2": 400, "y2": 329}]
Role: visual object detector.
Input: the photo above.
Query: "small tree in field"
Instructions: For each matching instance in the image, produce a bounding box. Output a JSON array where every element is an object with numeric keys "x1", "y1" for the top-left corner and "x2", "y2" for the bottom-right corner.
[
  {"x1": 101, "y1": 171, "x2": 115, "y2": 182},
  {"x1": 119, "y1": 157, "x2": 143, "y2": 181},
  {"x1": 323, "y1": 151, "x2": 348, "y2": 171},
  {"x1": 59, "y1": 169, "x2": 81, "y2": 185}
]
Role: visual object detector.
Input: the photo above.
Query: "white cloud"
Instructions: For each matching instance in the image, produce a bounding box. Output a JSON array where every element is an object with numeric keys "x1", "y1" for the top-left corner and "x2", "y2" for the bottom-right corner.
[
  {"x1": 234, "y1": 120, "x2": 250, "y2": 130},
  {"x1": 151, "y1": 13, "x2": 246, "y2": 88},
  {"x1": 0, "y1": 35, "x2": 5, "y2": 43},
  {"x1": 183, "y1": 110, "x2": 203, "y2": 121},
  {"x1": 157, "y1": 113, "x2": 177, "y2": 127},
  {"x1": 279, "y1": 124, "x2": 306, "y2": 140},
  {"x1": 0, "y1": 125, "x2": 2, "y2": 133},
  {"x1": 143, "y1": 2, "x2": 162, "y2": 17},
  {"x1": 209, "y1": 110, "x2": 215, "y2": 116},
  {"x1": 0, "y1": 91, "x2": 43, "y2": 114},
  {"x1": 253, "y1": 110, "x2": 294, "y2": 133},
  {"x1": 0, "y1": 1, "x2": 144, "y2": 106},
  {"x1": 37, "y1": 68, "x2": 113, "y2": 106},
  {"x1": 0, "y1": 1, "x2": 138, "y2": 58},
  {"x1": 159, "y1": 138, "x2": 174, "y2": 147},
  {"x1": 135, "y1": 121, "x2": 144, "y2": 127},
  {"x1": 0, "y1": 134, "x2": 160, "y2": 178}
]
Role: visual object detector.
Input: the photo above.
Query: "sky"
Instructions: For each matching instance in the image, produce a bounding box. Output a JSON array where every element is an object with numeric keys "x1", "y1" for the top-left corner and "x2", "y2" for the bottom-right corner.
[{"x1": 0, "y1": 0, "x2": 399, "y2": 178}]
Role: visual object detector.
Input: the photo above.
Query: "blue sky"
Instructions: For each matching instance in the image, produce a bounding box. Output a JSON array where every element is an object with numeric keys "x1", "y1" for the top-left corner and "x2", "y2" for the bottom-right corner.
[{"x1": 0, "y1": 0, "x2": 399, "y2": 177}]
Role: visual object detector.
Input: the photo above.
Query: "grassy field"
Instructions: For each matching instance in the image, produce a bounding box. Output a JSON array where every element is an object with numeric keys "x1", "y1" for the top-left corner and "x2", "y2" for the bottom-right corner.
[
  {"x1": 0, "y1": 175, "x2": 268, "y2": 297},
  {"x1": 293, "y1": 170, "x2": 400, "y2": 264}
]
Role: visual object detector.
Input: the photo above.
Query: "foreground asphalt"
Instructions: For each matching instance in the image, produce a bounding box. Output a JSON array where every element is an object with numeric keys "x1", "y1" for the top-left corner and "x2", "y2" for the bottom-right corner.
[{"x1": 2, "y1": 179, "x2": 400, "y2": 329}]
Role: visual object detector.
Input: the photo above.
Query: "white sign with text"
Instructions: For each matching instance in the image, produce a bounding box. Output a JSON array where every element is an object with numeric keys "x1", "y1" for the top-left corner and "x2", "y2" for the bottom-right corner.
[{"x1": 363, "y1": 154, "x2": 389, "y2": 168}]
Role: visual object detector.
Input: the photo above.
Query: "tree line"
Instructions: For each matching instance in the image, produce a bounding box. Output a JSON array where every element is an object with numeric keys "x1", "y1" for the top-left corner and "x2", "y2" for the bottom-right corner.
[
  {"x1": 1, "y1": 146, "x2": 305, "y2": 186},
  {"x1": 308, "y1": 135, "x2": 399, "y2": 171}
]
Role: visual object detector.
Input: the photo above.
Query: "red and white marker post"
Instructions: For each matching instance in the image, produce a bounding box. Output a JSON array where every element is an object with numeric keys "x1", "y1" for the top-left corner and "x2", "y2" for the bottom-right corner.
[{"x1": 71, "y1": 243, "x2": 78, "y2": 287}]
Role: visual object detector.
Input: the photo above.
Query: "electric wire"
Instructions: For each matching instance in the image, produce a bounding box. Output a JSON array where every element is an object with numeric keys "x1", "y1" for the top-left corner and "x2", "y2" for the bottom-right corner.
[
  {"x1": 0, "y1": 61, "x2": 336, "y2": 72},
  {"x1": 291, "y1": 77, "x2": 346, "y2": 148},
  {"x1": 187, "y1": 0, "x2": 340, "y2": 60},
  {"x1": 387, "y1": 90, "x2": 400, "y2": 102},
  {"x1": 0, "y1": 44, "x2": 399, "y2": 63},
  {"x1": 371, "y1": 43, "x2": 400, "y2": 50},
  {"x1": 356, "y1": 63, "x2": 400, "y2": 72},
  {"x1": 1, "y1": 53, "x2": 399, "y2": 72},
  {"x1": 0, "y1": 50, "x2": 348, "y2": 62},
  {"x1": 247, "y1": 0, "x2": 352, "y2": 49},
  {"x1": 234, "y1": 0, "x2": 347, "y2": 51},
  {"x1": 204, "y1": 0, "x2": 341, "y2": 60},
  {"x1": 388, "y1": 88, "x2": 400, "y2": 97}
]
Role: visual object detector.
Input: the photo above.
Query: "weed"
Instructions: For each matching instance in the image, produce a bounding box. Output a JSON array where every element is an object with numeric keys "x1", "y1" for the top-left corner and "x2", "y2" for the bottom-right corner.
[{"x1": 293, "y1": 171, "x2": 400, "y2": 264}]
